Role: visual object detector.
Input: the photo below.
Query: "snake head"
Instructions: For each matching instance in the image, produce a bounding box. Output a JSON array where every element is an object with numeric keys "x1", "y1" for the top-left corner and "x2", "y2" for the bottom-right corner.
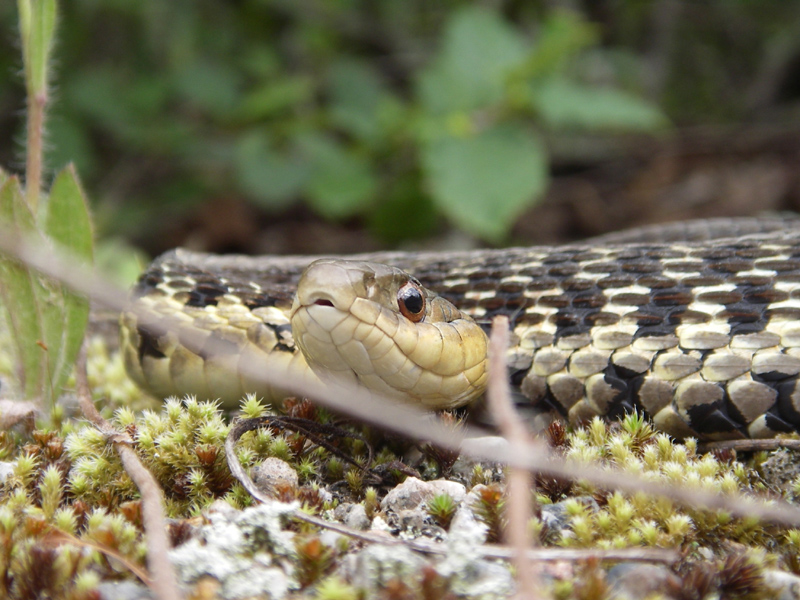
[{"x1": 290, "y1": 259, "x2": 489, "y2": 409}]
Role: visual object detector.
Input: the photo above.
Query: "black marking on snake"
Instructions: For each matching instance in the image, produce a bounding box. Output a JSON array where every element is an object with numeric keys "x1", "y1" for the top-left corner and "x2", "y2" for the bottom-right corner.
[
  {"x1": 268, "y1": 323, "x2": 295, "y2": 353},
  {"x1": 185, "y1": 281, "x2": 229, "y2": 308},
  {"x1": 601, "y1": 378, "x2": 636, "y2": 422},
  {"x1": 137, "y1": 328, "x2": 166, "y2": 362},
  {"x1": 776, "y1": 380, "x2": 800, "y2": 427},
  {"x1": 166, "y1": 279, "x2": 193, "y2": 290},
  {"x1": 131, "y1": 269, "x2": 164, "y2": 300},
  {"x1": 238, "y1": 292, "x2": 278, "y2": 309},
  {"x1": 685, "y1": 401, "x2": 743, "y2": 436},
  {"x1": 764, "y1": 410, "x2": 795, "y2": 434}
]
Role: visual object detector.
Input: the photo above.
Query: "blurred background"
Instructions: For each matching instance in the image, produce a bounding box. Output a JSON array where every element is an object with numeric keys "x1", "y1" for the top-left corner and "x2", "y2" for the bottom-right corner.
[{"x1": 2, "y1": 1, "x2": 800, "y2": 276}]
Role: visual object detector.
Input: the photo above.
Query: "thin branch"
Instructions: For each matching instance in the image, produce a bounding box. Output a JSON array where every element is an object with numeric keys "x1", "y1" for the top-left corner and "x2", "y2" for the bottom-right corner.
[
  {"x1": 698, "y1": 438, "x2": 800, "y2": 453},
  {"x1": 486, "y1": 316, "x2": 541, "y2": 599},
  {"x1": 75, "y1": 345, "x2": 183, "y2": 600}
]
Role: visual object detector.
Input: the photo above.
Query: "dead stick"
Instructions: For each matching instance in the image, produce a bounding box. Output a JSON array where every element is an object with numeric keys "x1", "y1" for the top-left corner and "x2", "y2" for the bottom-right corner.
[
  {"x1": 486, "y1": 316, "x2": 542, "y2": 599},
  {"x1": 75, "y1": 346, "x2": 183, "y2": 600}
]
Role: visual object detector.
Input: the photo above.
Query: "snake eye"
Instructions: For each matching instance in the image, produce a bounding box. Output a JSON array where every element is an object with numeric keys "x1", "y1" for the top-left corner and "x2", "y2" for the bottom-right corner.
[{"x1": 397, "y1": 282, "x2": 425, "y2": 323}]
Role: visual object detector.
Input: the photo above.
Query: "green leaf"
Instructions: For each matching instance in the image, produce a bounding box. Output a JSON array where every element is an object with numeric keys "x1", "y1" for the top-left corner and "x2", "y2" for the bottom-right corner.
[
  {"x1": 0, "y1": 175, "x2": 46, "y2": 399},
  {"x1": 234, "y1": 132, "x2": 309, "y2": 210},
  {"x1": 45, "y1": 166, "x2": 93, "y2": 260},
  {"x1": 416, "y1": 6, "x2": 528, "y2": 114},
  {"x1": 523, "y1": 10, "x2": 599, "y2": 79},
  {"x1": 43, "y1": 167, "x2": 94, "y2": 400},
  {"x1": 531, "y1": 78, "x2": 668, "y2": 131},
  {"x1": 298, "y1": 134, "x2": 377, "y2": 219},
  {"x1": 237, "y1": 76, "x2": 313, "y2": 122},
  {"x1": 422, "y1": 124, "x2": 548, "y2": 241}
]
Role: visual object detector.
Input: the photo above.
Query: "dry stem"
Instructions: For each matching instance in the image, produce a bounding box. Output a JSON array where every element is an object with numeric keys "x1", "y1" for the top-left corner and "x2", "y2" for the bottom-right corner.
[
  {"x1": 24, "y1": 90, "x2": 45, "y2": 213},
  {"x1": 486, "y1": 316, "x2": 542, "y2": 599},
  {"x1": 75, "y1": 345, "x2": 183, "y2": 600}
]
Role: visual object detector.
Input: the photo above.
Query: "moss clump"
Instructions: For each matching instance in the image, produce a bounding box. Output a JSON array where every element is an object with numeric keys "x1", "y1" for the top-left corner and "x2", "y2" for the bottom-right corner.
[
  {"x1": 0, "y1": 485, "x2": 145, "y2": 599},
  {"x1": 540, "y1": 415, "x2": 797, "y2": 568},
  {"x1": 426, "y1": 492, "x2": 458, "y2": 530},
  {"x1": 64, "y1": 396, "x2": 320, "y2": 516}
]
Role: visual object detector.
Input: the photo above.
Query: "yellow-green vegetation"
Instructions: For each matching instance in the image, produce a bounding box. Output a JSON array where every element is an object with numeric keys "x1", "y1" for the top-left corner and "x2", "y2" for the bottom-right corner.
[
  {"x1": 0, "y1": 429, "x2": 146, "y2": 599},
  {"x1": 63, "y1": 395, "x2": 370, "y2": 517},
  {"x1": 81, "y1": 335, "x2": 158, "y2": 413},
  {"x1": 535, "y1": 413, "x2": 800, "y2": 571},
  {"x1": 425, "y1": 492, "x2": 458, "y2": 530}
]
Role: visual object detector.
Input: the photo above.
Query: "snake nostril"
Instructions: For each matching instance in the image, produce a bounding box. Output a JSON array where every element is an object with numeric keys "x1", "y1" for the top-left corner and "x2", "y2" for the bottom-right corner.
[{"x1": 314, "y1": 299, "x2": 334, "y2": 307}]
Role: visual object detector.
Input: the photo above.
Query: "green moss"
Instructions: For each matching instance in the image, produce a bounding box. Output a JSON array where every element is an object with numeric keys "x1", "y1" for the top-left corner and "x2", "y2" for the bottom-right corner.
[
  {"x1": 543, "y1": 417, "x2": 795, "y2": 566},
  {"x1": 426, "y1": 492, "x2": 458, "y2": 529}
]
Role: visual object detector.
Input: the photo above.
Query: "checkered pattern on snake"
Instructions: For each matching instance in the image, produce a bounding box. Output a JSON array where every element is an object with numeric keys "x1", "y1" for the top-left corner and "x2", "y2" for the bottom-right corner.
[{"x1": 121, "y1": 217, "x2": 800, "y2": 441}]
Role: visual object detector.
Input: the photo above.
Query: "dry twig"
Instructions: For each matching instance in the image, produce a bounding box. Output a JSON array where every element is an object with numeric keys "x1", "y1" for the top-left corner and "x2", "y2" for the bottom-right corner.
[
  {"x1": 74, "y1": 345, "x2": 183, "y2": 600},
  {"x1": 485, "y1": 316, "x2": 542, "y2": 599}
]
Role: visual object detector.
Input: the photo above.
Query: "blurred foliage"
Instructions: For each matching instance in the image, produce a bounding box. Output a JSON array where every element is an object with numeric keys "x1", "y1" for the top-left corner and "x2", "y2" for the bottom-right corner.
[
  {"x1": 0, "y1": 0, "x2": 94, "y2": 411},
  {"x1": 1, "y1": 1, "x2": 799, "y2": 247}
]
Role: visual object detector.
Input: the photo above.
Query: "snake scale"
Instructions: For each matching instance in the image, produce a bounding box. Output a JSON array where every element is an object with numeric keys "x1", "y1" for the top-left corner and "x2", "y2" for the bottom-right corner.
[{"x1": 121, "y1": 217, "x2": 800, "y2": 441}]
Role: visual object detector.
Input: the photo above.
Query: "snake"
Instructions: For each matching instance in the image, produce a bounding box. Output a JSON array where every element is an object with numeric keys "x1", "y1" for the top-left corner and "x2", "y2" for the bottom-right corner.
[{"x1": 120, "y1": 216, "x2": 800, "y2": 442}]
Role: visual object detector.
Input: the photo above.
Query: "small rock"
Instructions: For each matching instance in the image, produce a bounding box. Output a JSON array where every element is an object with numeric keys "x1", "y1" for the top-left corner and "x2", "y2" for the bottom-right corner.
[
  {"x1": 381, "y1": 476, "x2": 432, "y2": 511},
  {"x1": 348, "y1": 543, "x2": 427, "y2": 592},
  {"x1": 759, "y1": 449, "x2": 800, "y2": 493},
  {"x1": 251, "y1": 457, "x2": 298, "y2": 496},
  {"x1": 0, "y1": 399, "x2": 36, "y2": 430},
  {"x1": 764, "y1": 569, "x2": 800, "y2": 600},
  {"x1": 344, "y1": 504, "x2": 370, "y2": 531},
  {"x1": 449, "y1": 506, "x2": 482, "y2": 535},
  {"x1": 429, "y1": 479, "x2": 467, "y2": 504},
  {"x1": 607, "y1": 563, "x2": 682, "y2": 600},
  {"x1": 394, "y1": 509, "x2": 426, "y2": 534},
  {"x1": 0, "y1": 461, "x2": 15, "y2": 485},
  {"x1": 381, "y1": 477, "x2": 466, "y2": 513},
  {"x1": 370, "y1": 515, "x2": 392, "y2": 533},
  {"x1": 380, "y1": 477, "x2": 432, "y2": 511},
  {"x1": 96, "y1": 580, "x2": 154, "y2": 600},
  {"x1": 437, "y1": 507, "x2": 514, "y2": 599},
  {"x1": 169, "y1": 500, "x2": 297, "y2": 599}
]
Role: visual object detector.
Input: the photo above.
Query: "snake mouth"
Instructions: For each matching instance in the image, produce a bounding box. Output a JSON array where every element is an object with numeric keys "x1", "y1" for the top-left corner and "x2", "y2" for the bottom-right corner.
[{"x1": 314, "y1": 299, "x2": 334, "y2": 307}]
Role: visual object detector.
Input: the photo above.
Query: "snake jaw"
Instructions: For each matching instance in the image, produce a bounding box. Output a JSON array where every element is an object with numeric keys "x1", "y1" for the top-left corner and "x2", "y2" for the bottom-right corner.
[{"x1": 290, "y1": 259, "x2": 489, "y2": 409}]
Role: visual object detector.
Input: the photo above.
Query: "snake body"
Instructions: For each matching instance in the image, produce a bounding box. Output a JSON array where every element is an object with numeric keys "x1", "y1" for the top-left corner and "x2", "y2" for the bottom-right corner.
[{"x1": 121, "y1": 217, "x2": 800, "y2": 441}]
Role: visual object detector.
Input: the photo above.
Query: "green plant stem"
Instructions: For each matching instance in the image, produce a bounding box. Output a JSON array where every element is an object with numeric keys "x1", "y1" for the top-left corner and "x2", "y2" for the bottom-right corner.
[
  {"x1": 25, "y1": 89, "x2": 46, "y2": 213},
  {"x1": 18, "y1": 0, "x2": 57, "y2": 214}
]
